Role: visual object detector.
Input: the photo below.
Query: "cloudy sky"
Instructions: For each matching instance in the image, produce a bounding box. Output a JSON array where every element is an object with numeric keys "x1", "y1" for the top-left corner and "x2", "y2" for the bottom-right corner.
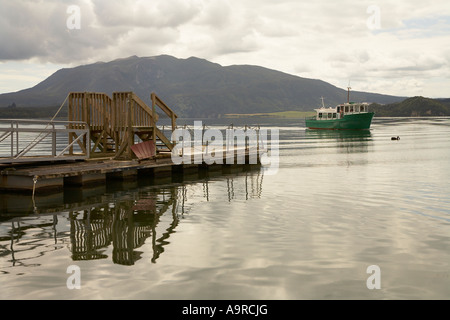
[{"x1": 0, "y1": 0, "x2": 449, "y2": 98}]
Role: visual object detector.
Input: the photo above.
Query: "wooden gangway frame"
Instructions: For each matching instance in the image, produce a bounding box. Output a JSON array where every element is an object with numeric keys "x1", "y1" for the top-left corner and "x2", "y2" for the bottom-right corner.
[{"x1": 67, "y1": 92, "x2": 177, "y2": 160}]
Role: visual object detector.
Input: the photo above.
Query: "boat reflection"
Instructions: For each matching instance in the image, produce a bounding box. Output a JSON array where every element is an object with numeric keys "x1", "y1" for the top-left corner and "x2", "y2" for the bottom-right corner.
[
  {"x1": 305, "y1": 128, "x2": 372, "y2": 154},
  {"x1": 0, "y1": 167, "x2": 264, "y2": 267},
  {"x1": 305, "y1": 128, "x2": 372, "y2": 140}
]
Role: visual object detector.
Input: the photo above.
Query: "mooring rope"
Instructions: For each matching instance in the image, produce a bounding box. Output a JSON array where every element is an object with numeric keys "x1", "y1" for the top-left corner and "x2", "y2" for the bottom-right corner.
[
  {"x1": 32, "y1": 175, "x2": 38, "y2": 213},
  {"x1": 51, "y1": 94, "x2": 70, "y2": 122}
]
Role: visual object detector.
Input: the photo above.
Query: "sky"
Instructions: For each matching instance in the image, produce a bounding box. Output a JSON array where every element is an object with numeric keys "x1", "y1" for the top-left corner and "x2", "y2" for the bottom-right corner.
[{"x1": 0, "y1": 0, "x2": 449, "y2": 98}]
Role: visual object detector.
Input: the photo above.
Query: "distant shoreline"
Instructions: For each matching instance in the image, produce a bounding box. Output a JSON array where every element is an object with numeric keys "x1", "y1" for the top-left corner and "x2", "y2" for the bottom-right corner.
[{"x1": 223, "y1": 111, "x2": 315, "y2": 119}]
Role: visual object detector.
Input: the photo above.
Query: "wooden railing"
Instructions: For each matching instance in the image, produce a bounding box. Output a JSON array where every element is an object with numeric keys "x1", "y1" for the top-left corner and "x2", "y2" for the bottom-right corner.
[
  {"x1": 68, "y1": 92, "x2": 113, "y2": 131},
  {"x1": 67, "y1": 92, "x2": 177, "y2": 159},
  {"x1": 68, "y1": 92, "x2": 114, "y2": 156},
  {"x1": 151, "y1": 92, "x2": 177, "y2": 131}
]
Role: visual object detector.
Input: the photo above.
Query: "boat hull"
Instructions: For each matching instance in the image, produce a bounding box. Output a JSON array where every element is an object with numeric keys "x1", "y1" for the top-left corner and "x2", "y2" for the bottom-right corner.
[{"x1": 305, "y1": 112, "x2": 374, "y2": 130}]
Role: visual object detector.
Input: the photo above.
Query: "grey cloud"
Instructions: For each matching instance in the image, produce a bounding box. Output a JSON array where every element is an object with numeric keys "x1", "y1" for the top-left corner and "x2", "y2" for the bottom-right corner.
[
  {"x1": 0, "y1": 0, "x2": 201, "y2": 64},
  {"x1": 195, "y1": 0, "x2": 232, "y2": 29},
  {"x1": 0, "y1": 1, "x2": 105, "y2": 62},
  {"x1": 0, "y1": 1, "x2": 64, "y2": 60},
  {"x1": 391, "y1": 62, "x2": 446, "y2": 72},
  {"x1": 358, "y1": 51, "x2": 370, "y2": 63},
  {"x1": 92, "y1": 0, "x2": 202, "y2": 28}
]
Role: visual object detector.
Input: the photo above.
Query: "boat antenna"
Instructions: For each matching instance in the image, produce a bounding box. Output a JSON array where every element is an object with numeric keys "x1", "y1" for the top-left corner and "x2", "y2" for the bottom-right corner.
[
  {"x1": 347, "y1": 81, "x2": 351, "y2": 103},
  {"x1": 320, "y1": 96, "x2": 325, "y2": 108}
]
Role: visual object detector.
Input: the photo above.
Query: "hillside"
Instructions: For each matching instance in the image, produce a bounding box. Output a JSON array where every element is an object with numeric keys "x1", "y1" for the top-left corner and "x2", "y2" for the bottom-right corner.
[
  {"x1": 0, "y1": 55, "x2": 404, "y2": 118},
  {"x1": 370, "y1": 96, "x2": 450, "y2": 117}
]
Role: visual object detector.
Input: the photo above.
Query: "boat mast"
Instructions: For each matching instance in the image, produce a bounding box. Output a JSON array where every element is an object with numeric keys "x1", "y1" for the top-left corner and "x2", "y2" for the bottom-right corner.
[
  {"x1": 320, "y1": 96, "x2": 325, "y2": 108},
  {"x1": 347, "y1": 86, "x2": 351, "y2": 103}
]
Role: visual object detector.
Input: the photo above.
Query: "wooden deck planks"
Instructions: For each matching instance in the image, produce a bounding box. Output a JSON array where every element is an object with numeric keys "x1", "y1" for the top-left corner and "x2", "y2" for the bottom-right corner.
[{"x1": 0, "y1": 146, "x2": 261, "y2": 193}]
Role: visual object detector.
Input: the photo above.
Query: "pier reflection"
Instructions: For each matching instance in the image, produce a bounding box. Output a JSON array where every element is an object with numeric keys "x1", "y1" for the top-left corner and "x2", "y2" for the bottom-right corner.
[
  {"x1": 0, "y1": 167, "x2": 264, "y2": 268},
  {"x1": 68, "y1": 187, "x2": 179, "y2": 265}
]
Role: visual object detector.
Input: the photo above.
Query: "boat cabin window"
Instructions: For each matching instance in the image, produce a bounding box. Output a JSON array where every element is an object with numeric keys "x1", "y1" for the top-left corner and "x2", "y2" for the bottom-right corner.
[
  {"x1": 345, "y1": 106, "x2": 349, "y2": 112},
  {"x1": 350, "y1": 107, "x2": 354, "y2": 112},
  {"x1": 360, "y1": 105, "x2": 365, "y2": 112},
  {"x1": 328, "y1": 113, "x2": 332, "y2": 119},
  {"x1": 333, "y1": 113, "x2": 337, "y2": 118},
  {"x1": 337, "y1": 106, "x2": 340, "y2": 113},
  {"x1": 318, "y1": 113, "x2": 323, "y2": 119}
]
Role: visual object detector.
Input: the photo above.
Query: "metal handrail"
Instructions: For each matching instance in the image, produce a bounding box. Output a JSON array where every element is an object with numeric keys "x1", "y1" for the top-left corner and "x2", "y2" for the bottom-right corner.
[{"x1": 0, "y1": 119, "x2": 90, "y2": 163}]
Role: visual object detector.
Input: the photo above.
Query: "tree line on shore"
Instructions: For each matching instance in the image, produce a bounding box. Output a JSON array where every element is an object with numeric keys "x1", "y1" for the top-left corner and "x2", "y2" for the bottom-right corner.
[{"x1": 1, "y1": 96, "x2": 449, "y2": 119}]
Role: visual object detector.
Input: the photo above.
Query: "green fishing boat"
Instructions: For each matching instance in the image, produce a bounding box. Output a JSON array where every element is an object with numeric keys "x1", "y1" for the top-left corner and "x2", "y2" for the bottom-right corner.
[{"x1": 305, "y1": 89, "x2": 375, "y2": 130}]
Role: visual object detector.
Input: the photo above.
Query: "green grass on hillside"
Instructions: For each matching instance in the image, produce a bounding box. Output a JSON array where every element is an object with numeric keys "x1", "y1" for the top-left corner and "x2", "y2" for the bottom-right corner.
[{"x1": 224, "y1": 111, "x2": 315, "y2": 119}]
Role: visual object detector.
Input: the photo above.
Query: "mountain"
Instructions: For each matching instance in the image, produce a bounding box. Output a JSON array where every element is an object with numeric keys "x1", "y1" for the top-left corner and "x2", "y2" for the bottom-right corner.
[
  {"x1": 0, "y1": 55, "x2": 406, "y2": 118},
  {"x1": 370, "y1": 96, "x2": 450, "y2": 117}
]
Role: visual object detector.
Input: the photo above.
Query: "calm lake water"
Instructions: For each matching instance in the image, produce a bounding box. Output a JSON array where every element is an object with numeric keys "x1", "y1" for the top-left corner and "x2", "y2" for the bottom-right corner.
[{"x1": 1, "y1": 117, "x2": 449, "y2": 300}]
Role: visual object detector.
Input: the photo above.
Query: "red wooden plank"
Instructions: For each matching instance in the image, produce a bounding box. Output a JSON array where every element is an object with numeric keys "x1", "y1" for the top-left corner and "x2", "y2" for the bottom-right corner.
[{"x1": 131, "y1": 141, "x2": 156, "y2": 160}]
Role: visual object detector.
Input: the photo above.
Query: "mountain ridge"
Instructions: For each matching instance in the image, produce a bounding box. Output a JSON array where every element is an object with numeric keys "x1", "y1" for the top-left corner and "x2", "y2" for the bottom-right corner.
[
  {"x1": 370, "y1": 96, "x2": 450, "y2": 117},
  {"x1": 0, "y1": 55, "x2": 410, "y2": 118}
]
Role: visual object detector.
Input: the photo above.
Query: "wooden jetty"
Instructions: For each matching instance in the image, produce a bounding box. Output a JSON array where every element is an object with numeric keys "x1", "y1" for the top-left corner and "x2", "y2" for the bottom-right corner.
[{"x1": 0, "y1": 92, "x2": 262, "y2": 194}]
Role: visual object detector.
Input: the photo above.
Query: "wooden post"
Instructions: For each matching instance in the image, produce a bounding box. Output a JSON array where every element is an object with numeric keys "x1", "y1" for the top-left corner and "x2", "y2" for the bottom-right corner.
[
  {"x1": 102, "y1": 94, "x2": 107, "y2": 153},
  {"x1": 172, "y1": 114, "x2": 176, "y2": 132},
  {"x1": 83, "y1": 92, "x2": 88, "y2": 124},
  {"x1": 68, "y1": 94, "x2": 74, "y2": 155},
  {"x1": 112, "y1": 93, "x2": 118, "y2": 153},
  {"x1": 82, "y1": 93, "x2": 88, "y2": 155},
  {"x1": 151, "y1": 93, "x2": 156, "y2": 147},
  {"x1": 128, "y1": 93, "x2": 134, "y2": 159}
]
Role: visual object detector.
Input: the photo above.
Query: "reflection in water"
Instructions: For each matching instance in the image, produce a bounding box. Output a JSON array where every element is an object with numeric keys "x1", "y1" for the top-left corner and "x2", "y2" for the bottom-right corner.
[
  {"x1": 306, "y1": 129, "x2": 372, "y2": 153},
  {"x1": 1, "y1": 168, "x2": 264, "y2": 268},
  {"x1": 68, "y1": 187, "x2": 179, "y2": 265},
  {"x1": 294, "y1": 129, "x2": 374, "y2": 169},
  {"x1": 2, "y1": 118, "x2": 450, "y2": 300},
  {"x1": 3, "y1": 217, "x2": 61, "y2": 268},
  {"x1": 305, "y1": 128, "x2": 372, "y2": 141}
]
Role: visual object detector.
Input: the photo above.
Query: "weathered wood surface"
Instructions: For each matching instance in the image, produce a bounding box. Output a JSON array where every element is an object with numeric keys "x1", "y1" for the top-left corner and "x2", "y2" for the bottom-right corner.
[
  {"x1": 1, "y1": 156, "x2": 173, "y2": 179},
  {"x1": 1, "y1": 146, "x2": 257, "y2": 179},
  {"x1": 68, "y1": 91, "x2": 177, "y2": 160}
]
